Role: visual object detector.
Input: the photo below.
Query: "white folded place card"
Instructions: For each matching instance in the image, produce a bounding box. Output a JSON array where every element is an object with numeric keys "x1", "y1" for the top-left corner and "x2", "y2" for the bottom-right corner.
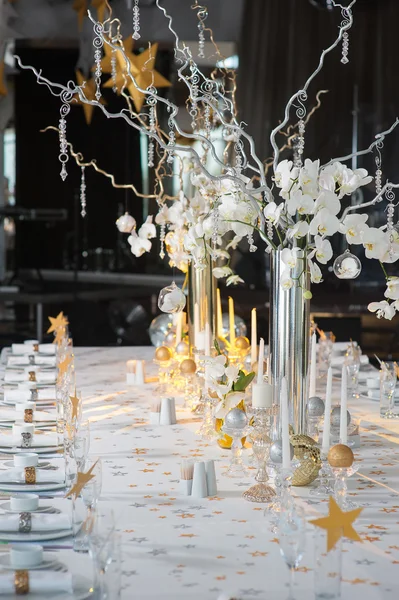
[
  {"x1": 0, "y1": 571, "x2": 73, "y2": 594},
  {"x1": 10, "y1": 494, "x2": 39, "y2": 512},
  {"x1": 0, "y1": 513, "x2": 71, "y2": 532},
  {"x1": 10, "y1": 544, "x2": 43, "y2": 569}
]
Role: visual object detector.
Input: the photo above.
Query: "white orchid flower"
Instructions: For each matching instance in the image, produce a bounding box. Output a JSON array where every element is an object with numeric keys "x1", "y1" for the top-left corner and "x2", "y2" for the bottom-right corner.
[
  {"x1": 281, "y1": 269, "x2": 294, "y2": 290},
  {"x1": 385, "y1": 277, "x2": 399, "y2": 300},
  {"x1": 127, "y1": 231, "x2": 152, "y2": 257},
  {"x1": 379, "y1": 230, "x2": 399, "y2": 263},
  {"x1": 339, "y1": 214, "x2": 369, "y2": 245},
  {"x1": 338, "y1": 167, "x2": 373, "y2": 198},
  {"x1": 308, "y1": 259, "x2": 323, "y2": 284},
  {"x1": 225, "y1": 364, "x2": 240, "y2": 385},
  {"x1": 287, "y1": 220, "x2": 309, "y2": 239},
  {"x1": 213, "y1": 266, "x2": 233, "y2": 279},
  {"x1": 312, "y1": 235, "x2": 333, "y2": 264},
  {"x1": 226, "y1": 235, "x2": 243, "y2": 250},
  {"x1": 274, "y1": 160, "x2": 298, "y2": 189},
  {"x1": 281, "y1": 248, "x2": 300, "y2": 269},
  {"x1": 314, "y1": 191, "x2": 341, "y2": 216},
  {"x1": 218, "y1": 196, "x2": 257, "y2": 237},
  {"x1": 214, "y1": 391, "x2": 246, "y2": 419},
  {"x1": 368, "y1": 300, "x2": 396, "y2": 320},
  {"x1": 309, "y1": 208, "x2": 340, "y2": 237},
  {"x1": 362, "y1": 227, "x2": 388, "y2": 260},
  {"x1": 286, "y1": 190, "x2": 315, "y2": 216},
  {"x1": 264, "y1": 202, "x2": 283, "y2": 225},
  {"x1": 206, "y1": 354, "x2": 227, "y2": 380},
  {"x1": 138, "y1": 215, "x2": 157, "y2": 240},
  {"x1": 155, "y1": 205, "x2": 169, "y2": 225},
  {"x1": 299, "y1": 158, "x2": 320, "y2": 198},
  {"x1": 226, "y1": 274, "x2": 245, "y2": 286}
]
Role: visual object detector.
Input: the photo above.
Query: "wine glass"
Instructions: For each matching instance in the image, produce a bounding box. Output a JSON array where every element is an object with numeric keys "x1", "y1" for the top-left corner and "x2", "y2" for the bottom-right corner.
[
  {"x1": 380, "y1": 363, "x2": 397, "y2": 418},
  {"x1": 73, "y1": 420, "x2": 90, "y2": 470},
  {"x1": 89, "y1": 505, "x2": 116, "y2": 598},
  {"x1": 82, "y1": 458, "x2": 102, "y2": 510},
  {"x1": 279, "y1": 504, "x2": 307, "y2": 599}
]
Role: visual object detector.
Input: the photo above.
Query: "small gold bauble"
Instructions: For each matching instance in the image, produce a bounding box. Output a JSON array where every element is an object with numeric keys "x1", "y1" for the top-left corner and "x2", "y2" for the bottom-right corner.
[
  {"x1": 175, "y1": 341, "x2": 189, "y2": 356},
  {"x1": 235, "y1": 336, "x2": 250, "y2": 350},
  {"x1": 180, "y1": 358, "x2": 196, "y2": 375},
  {"x1": 327, "y1": 444, "x2": 354, "y2": 468},
  {"x1": 155, "y1": 346, "x2": 172, "y2": 362},
  {"x1": 290, "y1": 434, "x2": 317, "y2": 460}
]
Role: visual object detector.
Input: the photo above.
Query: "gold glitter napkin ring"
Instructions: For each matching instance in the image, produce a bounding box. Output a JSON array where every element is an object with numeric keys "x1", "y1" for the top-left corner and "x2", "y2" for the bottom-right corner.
[
  {"x1": 24, "y1": 409, "x2": 33, "y2": 424},
  {"x1": 28, "y1": 371, "x2": 36, "y2": 382},
  {"x1": 15, "y1": 570, "x2": 29, "y2": 595},
  {"x1": 24, "y1": 466, "x2": 36, "y2": 484}
]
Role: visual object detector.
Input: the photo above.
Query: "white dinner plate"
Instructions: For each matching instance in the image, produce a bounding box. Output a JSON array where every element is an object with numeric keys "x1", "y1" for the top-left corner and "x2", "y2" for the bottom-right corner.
[
  {"x1": 0, "y1": 501, "x2": 60, "y2": 514},
  {"x1": 1, "y1": 399, "x2": 56, "y2": 407},
  {"x1": 0, "y1": 482, "x2": 65, "y2": 493},
  {"x1": 0, "y1": 554, "x2": 60, "y2": 571},
  {"x1": 0, "y1": 446, "x2": 62, "y2": 455},
  {"x1": 0, "y1": 528, "x2": 72, "y2": 543},
  {"x1": 0, "y1": 574, "x2": 93, "y2": 600},
  {"x1": 0, "y1": 422, "x2": 56, "y2": 429}
]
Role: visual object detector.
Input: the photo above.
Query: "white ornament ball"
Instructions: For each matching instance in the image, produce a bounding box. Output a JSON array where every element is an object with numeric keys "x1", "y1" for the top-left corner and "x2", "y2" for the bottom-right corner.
[
  {"x1": 224, "y1": 408, "x2": 247, "y2": 429},
  {"x1": 307, "y1": 396, "x2": 325, "y2": 418},
  {"x1": 116, "y1": 212, "x2": 136, "y2": 233},
  {"x1": 333, "y1": 250, "x2": 362, "y2": 280},
  {"x1": 330, "y1": 406, "x2": 351, "y2": 428}
]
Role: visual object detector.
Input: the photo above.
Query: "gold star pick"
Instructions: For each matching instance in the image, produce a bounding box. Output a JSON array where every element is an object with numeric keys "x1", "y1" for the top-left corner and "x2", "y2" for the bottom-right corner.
[
  {"x1": 91, "y1": 0, "x2": 108, "y2": 23},
  {"x1": 74, "y1": 70, "x2": 106, "y2": 125},
  {"x1": 73, "y1": 0, "x2": 88, "y2": 31},
  {"x1": 310, "y1": 496, "x2": 363, "y2": 552},
  {"x1": 0, "y1": 62, "x2": 8, "y2": 97},
  {"x1": 70, "y1": 390, "x2": 80, "y2": 420},
  {"x1": 47, "y1": 312, "x2": 68, "y2": 334},
  {"x1": 53, "y1": 327, "x2": 66, "y2": 346},
  {"x1": 103, "y1": 43, "x2": 172, "y2": 112},
  {"x1": 65, "y1": 460, "x2": 98, "y2": 499},
  {"x1": 58, "y1": 354, "x2": 73, "y2": 381}
]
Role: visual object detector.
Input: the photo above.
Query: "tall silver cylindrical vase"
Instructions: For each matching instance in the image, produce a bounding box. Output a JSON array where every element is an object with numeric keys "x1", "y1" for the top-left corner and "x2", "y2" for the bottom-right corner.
[
  {"x1": 269, "y1": 249, "x2": 310, "y2": 435},
  {"x1": 187, "y1": 258, "x2": 218, "y2": 354}
]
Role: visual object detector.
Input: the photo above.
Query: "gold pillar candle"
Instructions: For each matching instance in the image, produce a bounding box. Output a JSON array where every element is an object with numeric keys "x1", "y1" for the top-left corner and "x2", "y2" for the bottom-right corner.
[{"x1": 15, "y1": 571, "x2": 29, "y2": 595}]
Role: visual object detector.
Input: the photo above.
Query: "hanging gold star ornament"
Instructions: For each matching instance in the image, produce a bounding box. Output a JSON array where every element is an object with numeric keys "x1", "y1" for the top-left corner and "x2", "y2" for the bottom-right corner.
[
  {"x1": 310, "y1": 496, "x2": 363, "y2": 552},
  {"x1": 0, "y1": 62, "x2": 8, "y2": 97},
  {"x1": 65, "y1": 460, "x2": 98, "y2": 499},
  {"x1": 103, "y1": 42, "x2": 172, "y2": 112},
  {"x1": 73, "y1": 0, "x2": 88, "y2": 31},
  {"x1": 91, "y1": 0, "x2": 109, "y2": 23},
  {"x1": 95, "y1": 36, "x2": 135, "y2": 75},
  {"x1": 74, "y1": 70, "x2": 106, "y2": 125},
  {"x1": 69, "y1": 390, "x2": 81, "y2": 420},
  {"x1": 47, "y1": 312, "x2": 69, "y2": 334}
]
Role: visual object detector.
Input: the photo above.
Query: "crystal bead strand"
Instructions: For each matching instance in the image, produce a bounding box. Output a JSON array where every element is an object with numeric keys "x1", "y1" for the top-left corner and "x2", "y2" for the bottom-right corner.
[
  {"x1": 197, "y1": 7, "x2": 208, "y2": 59},
  {"x1": 58, "y1": 92, "x2": 71, "y2": 182},
  {"x1": 341, "y1": 32, "x2": 349, "y2": 64},
  {"x1": 111, "y1": 48, "x2": 117, "y2": 92},
  {"x1": 132, "y1": 0, "x2": 141, "y2": 41},
  {"x1": 80, "y1": 166, "x2": 87, "y2": 217},
  {"x1": 159, "y1": 222, "x2": 166, "y2": 259},
  {"x1": 166, "y1": 114, "x2": 175, "y2": 164},
  {"x1": 147, "y1": 89, "x2": 157, "y2": 168},
  {"x1": 386, "y1": 186, "x2": 396, "y2": 259},
  {"x1": 93, "y1": 23, "x2": 104, "y2": 101}
]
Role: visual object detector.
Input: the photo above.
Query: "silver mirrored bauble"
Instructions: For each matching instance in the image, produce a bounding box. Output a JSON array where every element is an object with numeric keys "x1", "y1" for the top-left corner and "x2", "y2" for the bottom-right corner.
[
  {"x1": 176, "y1": 341, "x2": 189, "y2": 356},
  {"x1": 158, "y1": 281, "x2": 186, "y2": 314},
  {"x1": 224, "y1": 408, "x2": 248, "y2": 429},
  {"x1": 330, "y1": 406, "x2": 351, "y2": 428},
  {"x1": 307, "y1": 396, "x2": 325, "y2": 417},
  {"x1": 116, "y1": 212, "x2": 136, "y2": 233},
  {"x1": 269, "y1": 439, "x2": 294, "y2": 464},
  {"x1": 333, "y1": 250, "x2": 361, "y2": 280},
  {"x1": 164, "y1": 331, "x2": 176, "y2": 348},
  {"x1": 149, "y1": 314, "x2": 173, "y2": 346},
  {"x1": 221, "y1": 313, "x2": 247, "y2": 341}
]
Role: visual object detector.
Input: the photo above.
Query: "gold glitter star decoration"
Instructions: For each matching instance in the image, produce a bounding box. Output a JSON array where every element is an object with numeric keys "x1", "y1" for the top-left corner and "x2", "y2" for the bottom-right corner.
[
  {"x1": 73, "y1": 0, "x2": 88, "y2": 31},
  {"x1": 58, "y1": 354, "x2": 73, "y2": 382},
  {"x1": 47, "y1": 312, "x2": 69, "y2": 334},
  {"x1": 69, "y1": 390, "x2": 81, "y2": 420},
  {"x1": 65, "y1": 460, "x2": 98, "y2": 500},
  {"x1": 74, "y1": 70, "x2": 106, "y2": 125},
  {"x1": 103, "y1": 42, "x2": 172, "y2": 112},
  {"x1": 310, "y1": 496, "x2": 363, "y2": 552},
  {"x1": 95, "y1": 36, "x2": 136, "y2": 75}
]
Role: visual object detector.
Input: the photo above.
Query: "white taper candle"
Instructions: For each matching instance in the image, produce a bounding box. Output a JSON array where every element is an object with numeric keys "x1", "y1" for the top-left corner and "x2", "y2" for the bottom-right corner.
[
  {"x1": 251, "y1": 308, "x2": 257, "y2": 365},
  {"x1": 257, "y1": 338, "x2": 264, "y2": 384},
  {"x1": 340, "y1": 365, "x2": 348, "y2": 444},
  {"x1": 309, "y1": 332, "x2": 317, "y2": 397},
  {"x1": 281, "y1": 377, "x2": 291, "y2": 470},
  {"x1": 321, "y1": 366, "x2": 333, "y2": 455}
]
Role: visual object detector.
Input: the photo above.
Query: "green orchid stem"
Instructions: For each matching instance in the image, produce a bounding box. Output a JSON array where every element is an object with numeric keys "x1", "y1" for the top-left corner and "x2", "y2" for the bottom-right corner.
[
  {"x1": 379, "y1": 261, "x2": 389, "y2": 280},
  {"x1": 224, "y1": 220, "x2": 277, "y2": 251}
]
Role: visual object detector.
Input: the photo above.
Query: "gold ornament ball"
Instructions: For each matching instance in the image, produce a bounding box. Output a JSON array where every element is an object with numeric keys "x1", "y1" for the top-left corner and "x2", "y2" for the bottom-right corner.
[
  {"x1": 175, "y1": 341, "x2": 189, "y2": 356},
  {"x1": 155, "y1": 346, "x2": 172, "y2": 362},
  {"x1": 290, "y1": 434, "x2": 317, "y2": 460},
  {"x1": 251, "y1": 360, "x2": 268, "y2": 375},
  {"x1": 327, "y1": 444, "x2": 354, "y2": 468},
  {"x1": 235, "y1": 336, "x2": 250, "y2": 350},
  {"x1": 180, "y1": 358, "x2": 197, "y2": 375}
]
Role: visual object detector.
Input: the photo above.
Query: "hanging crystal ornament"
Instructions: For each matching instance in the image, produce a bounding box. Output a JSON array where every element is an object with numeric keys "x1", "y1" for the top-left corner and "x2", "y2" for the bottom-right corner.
[
  {"x1": 116, "y1": 212, "x2": 136, "y2": 233},
  {"x1": 166, "y1": 113, "x2": 175, "y2": 164},
  {"x1": 189, "y1": 66, "x2": 199, "y2": 131},
  {"x1": 93, "y1": 22, "x2": 104, "y2": 101},
  {"x1": 385, "y1": 185, "x2": 396, "y2": 259},
  {"x1": 340, "y1": 8, "x2": 350, "y2": 64},
  {"x1": 111, "y1": 47, "x2": 117, "y2": 92},
  {"x1": 158, "y1": 281, "x2": 186, "y2": 314},
  {"x1": 80, "y1": 166, "x2": 87, "y2": 217},
  {"x1": 196, "y1": 6, "x2": 208, "y2": 59},
  {"x1": 58, "y1": 87, "x2": 73, "y2": 181},
  {"x1": 374, "y1": 139, "x2": 383, "y2": 195},
  {"x1": 333, "y1": 249, "x2": 362, "y2": 279},
  {"x1": 293, "y1": 91, "x2": 307, "y2": 168},
  {"x1": 132, "y1": 0, "x2": 141, "y2": 40},
  {"x1": 146, "y1": 86, "x2": 157, "y2": 168}
]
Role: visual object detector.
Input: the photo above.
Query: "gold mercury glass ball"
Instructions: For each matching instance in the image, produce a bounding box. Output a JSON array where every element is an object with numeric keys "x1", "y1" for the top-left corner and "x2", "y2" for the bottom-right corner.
[
  {"x1": 154, "y1": 346, "x2": 172, "y2": 362},
  {"x1": 327, "y1": 444, "x2": 354, "y2": 468},
  {"x1": 180, "y1": 358, "x2": 197, "y2": 375},
  {"x1": 235, "y1": 336, "x2": 250, "y2": 350},
  {"x1": 175, "y1": 341, "x2": 189, "y2": 356}
]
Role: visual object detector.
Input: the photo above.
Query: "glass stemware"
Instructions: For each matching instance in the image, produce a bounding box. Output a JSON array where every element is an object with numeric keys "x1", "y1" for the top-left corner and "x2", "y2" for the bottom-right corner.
[
  {"x1": 222, "y1": 419, "x2": 250, "y2": 478},
  {"x1": 332, "y1": 464, "x2": 359, "y2": 509},
  {"x1": 82, "y1": 458, "x2": 102, "y2": 510},
  {"x1": 243, "y1": 407, "x2": 276, "y2": 503},
  {"x1": 380, "y1": 362, "x2": 397, "y2": 418},
  {"x1": 344, "y1": 344, "x2": 361, "y2": 399},
  {"x1": 310, "y1": 452, "x2": 334, "y2": 497},
  {"x1": 279, "y1": 504, "x2": 307, "y2": 600},
  {"x1": 73, "y1": 420, "x2": 90, "y2": 470},
  {"x1": 89, "y1": 506, "x2": 116, "y2": 599}
]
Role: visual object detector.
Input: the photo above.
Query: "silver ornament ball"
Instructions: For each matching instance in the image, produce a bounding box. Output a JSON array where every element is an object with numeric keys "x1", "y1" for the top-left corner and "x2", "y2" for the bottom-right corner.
[
  {"x1": 330, "y1": 406, "x2": 351, "y2": 428},
  {"x1": 224, "y1": 408, "x2": 248, "y2": 430},
  {"x1": 269, "y1": 439, "x2": 295, "y2": 464},
  {"x1": 307, "y1": 396, "x2": 325, "y2": 418}
]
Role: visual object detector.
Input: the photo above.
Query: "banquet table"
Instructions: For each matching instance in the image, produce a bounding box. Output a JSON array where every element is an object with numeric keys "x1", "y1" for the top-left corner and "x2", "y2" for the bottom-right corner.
[{"x1": 40, "y1": 347, "x2": 399, "y2": 599}]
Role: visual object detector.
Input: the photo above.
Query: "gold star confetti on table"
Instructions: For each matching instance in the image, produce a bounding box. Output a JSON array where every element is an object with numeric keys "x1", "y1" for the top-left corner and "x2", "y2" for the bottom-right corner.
[
  {"x1": 74, "y1": 70, "x2": 106, "y2": 125},
  {"x1": 310, "y1": 496, "x2": 363, "y2": 552},
  {"x1": 47, "y1": 311, "x2": 68, "y2": 334},
  {"x1": 0, "y1": 61, "x2": 8, "y2": 97},
  {"x1": 103, "y1": 42, "x2": 171, "y2": 112},
  {"x1": 91, "y1": 0, "x2": 108, "y2": 22},
  {"x1": 70, "y1": 391, "x2": 80, "y2": 420},
  {"x1": 73, "y1": 0, "x2": 88, "y2": 31},
  {"x1": 65, "y1": 460, "x2": 98, "y2": 499}
]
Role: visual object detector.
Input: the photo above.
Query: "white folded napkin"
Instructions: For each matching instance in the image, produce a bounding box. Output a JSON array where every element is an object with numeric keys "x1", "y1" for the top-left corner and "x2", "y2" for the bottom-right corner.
[
  {"x1": 0, "y1": 468, "x2": 65, "y2": 484},
  {"x1": 331, "y1": 355, "x2": 369, "y2": 367},
  {"x1": 7, "y1": 356, "x2": 56, "y2": 367},
  {"x1": 4, "y1": 372, "x2": 56, "y2": 385},
  {"x1": 0, "y1": 409, "x2": 55, "y2": 423},
  {"x1": 0, "y1": 571, "x2": 72, "y2": 594},
  {"x1": 4, "y1": 389, "x2": 55, "y2": 403},
  {"x1": 0, "y1": 513, "x2": 71, "y2": 532},
  {"x1": 0, "y1": 434, "x2": 58, "y2": 448},
  {"x1": 11, "y1": 344, "x2": 56, "y2": 356}
]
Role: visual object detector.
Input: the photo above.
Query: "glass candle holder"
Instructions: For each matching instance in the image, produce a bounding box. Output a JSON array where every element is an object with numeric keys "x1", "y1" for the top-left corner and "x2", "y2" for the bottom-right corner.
[
  {"x1": 243, "y1": 407, "x2": 276, "y2": 503},
  {"x1": 332, "y1": 464, "x2": 359, "y2": 510}
]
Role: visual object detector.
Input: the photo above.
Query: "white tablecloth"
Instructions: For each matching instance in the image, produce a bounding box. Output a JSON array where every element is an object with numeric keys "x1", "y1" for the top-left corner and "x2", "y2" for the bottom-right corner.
[{"x1": 14, "y1": 347, "x2": 399, "y2": 600}]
